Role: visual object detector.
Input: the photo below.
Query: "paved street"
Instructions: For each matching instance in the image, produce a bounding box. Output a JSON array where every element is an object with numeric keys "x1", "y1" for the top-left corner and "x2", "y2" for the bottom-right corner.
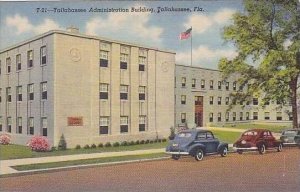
[{"x1": 1, "y1": 148, "x2": 299, "y2": 192}]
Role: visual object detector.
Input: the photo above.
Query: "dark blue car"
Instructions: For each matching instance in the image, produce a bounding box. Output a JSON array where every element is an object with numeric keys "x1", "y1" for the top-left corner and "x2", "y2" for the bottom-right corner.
[{"x1": 166, "y1": 129, "x2": 228, "y2": 161}]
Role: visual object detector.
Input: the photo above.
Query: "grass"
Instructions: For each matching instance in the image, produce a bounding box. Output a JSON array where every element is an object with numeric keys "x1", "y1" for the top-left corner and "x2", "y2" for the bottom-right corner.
[
  {"x1": 212, "y1": 123, "x2": 291, "y2": 133},
  {"x1": 12, "y1": 153, "x2": 168, "y2": 171},
  {"x1": 212, "y1": 130, "x2": 241, "y2": 144}
]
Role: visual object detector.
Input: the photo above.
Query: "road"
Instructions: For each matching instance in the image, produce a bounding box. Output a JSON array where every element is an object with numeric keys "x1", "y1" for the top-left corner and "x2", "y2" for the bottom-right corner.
[{"x1": 1, "y1": 148, "x2": 300, "y2": 192}]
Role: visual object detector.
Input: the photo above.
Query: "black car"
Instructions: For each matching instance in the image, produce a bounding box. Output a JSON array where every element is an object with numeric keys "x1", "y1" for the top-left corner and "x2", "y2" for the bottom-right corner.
[
  {"x1": 166, "y1": 129, "x2": 228, "y2": 161},
  {"x1": 280, "y1": 129, "x2": 300, "y2": 146}
]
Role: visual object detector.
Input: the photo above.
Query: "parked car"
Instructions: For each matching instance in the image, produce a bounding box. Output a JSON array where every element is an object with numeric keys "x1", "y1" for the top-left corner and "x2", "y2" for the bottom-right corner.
[
  {"x1": 280, "y1": 129, "x2": 300, "y2": 146},
  {"x1": 165, "y1": 129, "x2": 228, "y2": 161},
  {"x1": 233, "y1": 129, "x2": 283, "y2": 154}
]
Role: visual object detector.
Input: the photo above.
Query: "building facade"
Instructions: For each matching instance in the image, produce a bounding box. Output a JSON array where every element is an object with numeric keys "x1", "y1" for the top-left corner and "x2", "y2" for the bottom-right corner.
[
  {"x1": 175, "y1": 64, "x2": 293, "y2": 128},
  {"x1": 0, "y1": 28, "x2": 175, "y2": 147}
]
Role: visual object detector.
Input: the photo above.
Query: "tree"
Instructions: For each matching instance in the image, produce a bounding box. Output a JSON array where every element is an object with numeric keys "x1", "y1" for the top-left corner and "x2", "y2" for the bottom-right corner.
[{"x1": 219, "y1": 0, "x2": 300, "y2": 128}]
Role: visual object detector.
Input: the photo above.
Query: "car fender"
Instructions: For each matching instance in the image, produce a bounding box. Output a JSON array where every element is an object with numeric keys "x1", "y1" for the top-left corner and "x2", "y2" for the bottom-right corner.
[
  {"x1": 188, "y1": 143, "x2": 206, "y2": 156},
  {"x1": 256, "y1": 141, "x2": 266, "y2": 148},
  {"x1": 273, "y1": 140, "x2": 283, "y2": 147},
  {"x1": 217, "y1": 143, "x2": 228, "y2": 153}
]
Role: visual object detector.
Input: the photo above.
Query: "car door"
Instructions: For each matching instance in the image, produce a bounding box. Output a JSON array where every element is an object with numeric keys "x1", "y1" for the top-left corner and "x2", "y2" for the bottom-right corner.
[
  {"x1": 265, "y1": 131, "x2": 275, "y2": 148},
  {"x1": 205, "y1": 132, "x2": 219, "y2": 153}
]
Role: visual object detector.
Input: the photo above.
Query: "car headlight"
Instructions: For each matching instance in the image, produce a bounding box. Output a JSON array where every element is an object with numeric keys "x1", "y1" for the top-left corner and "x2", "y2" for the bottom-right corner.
[{"x1": 241, "y1": 140, "x2": 246, "y2": 144}]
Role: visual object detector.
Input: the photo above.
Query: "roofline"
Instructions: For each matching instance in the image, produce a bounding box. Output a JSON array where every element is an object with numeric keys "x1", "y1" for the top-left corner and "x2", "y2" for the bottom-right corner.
[
  {"x1": 0, "y1": 30, "x2": 176, "y2": 54},
  {"x1": 175, "y1": 64, "x2": 221, "y2": 72}
]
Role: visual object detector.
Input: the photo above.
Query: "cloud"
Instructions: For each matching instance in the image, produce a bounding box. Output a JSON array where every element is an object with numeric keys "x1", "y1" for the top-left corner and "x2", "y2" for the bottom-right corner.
[
  {"x1": 5, "y1": 14, "x2": 60, "y2": 35},
  {"x1": 184, "y1": 8, "x2": 235, "y2": 34},
  {"x1": 85, "y1": 5, "x2": 163, "y2": 45}
]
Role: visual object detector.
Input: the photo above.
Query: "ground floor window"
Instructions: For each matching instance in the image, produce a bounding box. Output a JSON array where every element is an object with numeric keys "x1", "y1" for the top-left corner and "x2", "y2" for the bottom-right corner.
[
  {"x1": 17, "y1": 117, "x2": 22, "y2": 134},
  {"x1": 100, "y1": 117, "x2": 109, "y2": 134},
  {"x1": 41, "y1": 117, "x2": 47, "y2": 136},
  {"x1": 181, "y1": 113, "x2": 186, "y2": 123},
  {"x1": 209, "y1": 113, "x2": 213, "y2": 122},
  {"x1": 139, "y1": 116, "x2": 146, "y2": 132},
  {"x1": 28, "y1": 117, "x2": 34, "y2": 135},
  {"x1": 232, "y1": 112, "x2": 236, "y2": 121},
  {"x1": 276, "y1": 112, "x2": 282, "y2": 121},
  {"x1": 120, "y1": 116, "x2": 128, "y2": 133},
  {"x1": 253, "y1": 112, "x2": 258, "y2": 120},
  {"x1": 7, "y1": 117, "x2": 12, "y2": 133},
  {"x1": 264, "y1": 112, "x2": 270, "y2": 120}
]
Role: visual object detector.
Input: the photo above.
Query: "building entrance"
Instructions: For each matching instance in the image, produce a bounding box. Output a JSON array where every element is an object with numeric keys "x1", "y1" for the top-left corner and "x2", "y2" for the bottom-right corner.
[{"x1": 195, "y1": 96, "x2": 203, "y2": 127}]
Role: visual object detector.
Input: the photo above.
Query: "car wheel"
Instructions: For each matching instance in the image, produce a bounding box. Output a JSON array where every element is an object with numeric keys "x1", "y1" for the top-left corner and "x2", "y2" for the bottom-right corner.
[
  {"x1": 258, "y1": 144, "x2": 266, "y2": 154},
  {"x1": 277, "y1": 143, "x2": 283, "y2": 152},
  {"x1": 237, "y1": 150, "x2": 243, "y2": 154},
  {"x1": 195, "y1": 149, "x2": 204, "y2": 161},
  {"x1": 221, "y1": 147, "x2": 228, "y2": 157},
  {"x1": 171, "y1": 154, "x2": 180, "y2": 160}
]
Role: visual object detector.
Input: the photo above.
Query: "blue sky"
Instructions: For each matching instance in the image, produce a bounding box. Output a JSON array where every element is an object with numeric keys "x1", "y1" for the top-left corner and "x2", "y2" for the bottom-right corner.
[{"x1": 0, "y1": 0, "x2": 244, "y2": 69}]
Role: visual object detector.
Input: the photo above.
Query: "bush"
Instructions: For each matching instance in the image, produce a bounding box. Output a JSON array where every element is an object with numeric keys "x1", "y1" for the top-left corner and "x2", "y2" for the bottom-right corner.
[
  {"x1": 149, "y1": 140, "x2": 154, "y2": 144},
  {"x1": 98, "y1": 143, "x2": 104, "y2": 148},
  {"x1": 135, "y1": 140, "x2": 140, "y2": 145},
  {"x1": 145, "y1": 140, "x2": 150, "y2": 144},
  {"x1": 105, "y1": 142, "x2": 112, "y2": 147},
  {"x1": 129, "y1": 141, "x2": 135, "y2": 145},
  {"x1": 162, "y1": 138, "x2": 167, "y2": 142},
  {"x1": 91, "y1": 144, "x2": 97, "y2": 148},
  {"x1": 121, "y1": 141, "x2": 128, "y2": 146},
  {"x1": 58, "y1": 134, "x2": 67, "y2": 150},
  {"x1": 140, "y1": 140, "x2": 145, "y2": 144},
  {"x1": 157, "y1": 139, "x2": 162, "y2": 143},
  {"x1": 113, "y1": 142, "x2": 120, "y2": 147},
  {"x1": 27, "y1": 136, "x2": 51, "y2": 152},
  {"x1": 75, "y1": 145, "x2": 81, "y2": 149},
  {"x1": 169, "y1": 126, "x2": 176, "y2": 140},
  {"x1": 0, "y1": 134, "x2": 11, "y2": 145},
  {"x1": 51, "y1": 147, "x2": 57, "y2": 151},
  {"x1": 83, "y1": 144, "x2": 90, "y2": 149}
]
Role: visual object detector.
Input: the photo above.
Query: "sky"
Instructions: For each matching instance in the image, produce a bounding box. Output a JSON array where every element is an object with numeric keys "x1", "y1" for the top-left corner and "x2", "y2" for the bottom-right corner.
[{"x1": 0, "y1": 0, "x2": 245, "y2": 69}]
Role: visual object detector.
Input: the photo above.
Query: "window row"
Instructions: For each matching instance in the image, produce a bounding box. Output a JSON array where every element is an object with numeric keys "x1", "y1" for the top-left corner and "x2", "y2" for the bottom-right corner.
[
  {"x1": 99, "y1": 116, "x2": 147, "y2": 134},
  {"x1": 0, "y1": 116, "x2": 48, "y2": 136},
  {"x1": 0, "y1": 82, "x2": 47, "y2": 103},
  {"x1": 0, "y1": 46, "x2": 47, "y2": 75},
  {"x1": 99, "y1": 84, "x2": 146, "y2": 100}
]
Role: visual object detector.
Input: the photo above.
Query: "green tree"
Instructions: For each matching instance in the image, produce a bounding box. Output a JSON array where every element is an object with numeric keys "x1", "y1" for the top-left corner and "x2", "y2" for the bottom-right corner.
[{"x1": 219, "y1": 0, "x2": 300, "y2": 128}]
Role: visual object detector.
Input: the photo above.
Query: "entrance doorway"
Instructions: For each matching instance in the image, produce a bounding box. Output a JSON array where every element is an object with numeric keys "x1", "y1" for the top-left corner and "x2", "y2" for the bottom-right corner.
[{"x1": 195, "y1": 96, "x2": 203, "y2": 127}]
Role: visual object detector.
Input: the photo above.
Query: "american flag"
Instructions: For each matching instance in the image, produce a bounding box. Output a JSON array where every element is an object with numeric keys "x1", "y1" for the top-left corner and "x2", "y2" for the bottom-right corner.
[{"x1": 179, "y1": 27, "x2": 192, "y2": 40}]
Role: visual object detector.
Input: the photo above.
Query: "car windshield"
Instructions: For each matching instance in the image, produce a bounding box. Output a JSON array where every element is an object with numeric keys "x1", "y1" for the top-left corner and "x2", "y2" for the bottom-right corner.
[
  {"x1": 177, "y1": 132, "x2": 192, "y2": 138},
  {"x1": 242, "y1": 131, "x2": 258, "y2": 136},
  {"x1": 282, "y1": 130, "x2": 297, "y2": 136}
]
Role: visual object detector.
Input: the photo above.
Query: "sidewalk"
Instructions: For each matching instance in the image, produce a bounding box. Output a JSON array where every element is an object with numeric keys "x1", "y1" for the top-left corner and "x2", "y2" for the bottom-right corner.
[{"x1": 0, "y1": 148, "x2": 165, "y2": 176}]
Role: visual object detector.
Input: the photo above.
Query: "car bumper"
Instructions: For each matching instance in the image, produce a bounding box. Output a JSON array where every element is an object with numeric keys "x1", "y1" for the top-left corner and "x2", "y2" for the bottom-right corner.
[
  {"x1": 283, "y1": 142, "x2": 297, "y2": 146},
  {"x1": 165, "y1": 151, "x2": 189, "y2": 155},
  {"x1": 233, "y1": 147, "x2": 258, "y2": 151}
]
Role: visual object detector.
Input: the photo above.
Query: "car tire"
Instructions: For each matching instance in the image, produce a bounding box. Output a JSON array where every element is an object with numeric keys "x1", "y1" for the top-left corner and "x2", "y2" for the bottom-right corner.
[
  {"x1": 258, "y1": 144, "x2": 266, "y2": 154},
  {"x1": 195, "y1": 149, "x2": 204, "y2": 161},
  {"x1": 237, "y1": 150, "x2": 243, "y2": 154},
  {"x1": 221, "y1": 147, "x2": 228, "y2": 157},
  {"x1": 171, "y1": 154, "x2": 180, "y2": 160},
  {"x1": 277, "y1": 143, "x2": 283, "y2": 152}
]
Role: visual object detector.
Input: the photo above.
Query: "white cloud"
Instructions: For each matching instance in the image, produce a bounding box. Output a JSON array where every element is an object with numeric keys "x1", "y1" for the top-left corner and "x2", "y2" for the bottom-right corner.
[
  {"x1": 85, "y1": 5, "x2": 163, "y2": 44},
  {"x1": 184, "y1": 8, "x2": 235, "y2": 34},
  {"x1": 5, "y1": 14, "x2": 60, "y2": 35}
]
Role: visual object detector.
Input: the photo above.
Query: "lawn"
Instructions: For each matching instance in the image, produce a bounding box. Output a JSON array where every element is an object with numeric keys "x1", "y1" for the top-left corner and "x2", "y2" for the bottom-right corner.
[
  {"x1": 212, "y1": 130, "x2": 241, "y2": 144},
  {"x1": 212, "y1": 123, "x2": 292, "y2": 133}
]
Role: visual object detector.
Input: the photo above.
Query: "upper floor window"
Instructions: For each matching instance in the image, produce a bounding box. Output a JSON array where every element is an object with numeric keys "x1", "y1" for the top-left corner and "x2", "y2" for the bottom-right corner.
[
  {"x1": 201, "y1": 79, "x2": 205, "y2": 89},
  {"x1": 17, "y1": 86, "x2": 22, "y2": 102},
  {"x1": 233, "y1": 82, "x2": 237, "y2": 91},
  {"x1": 139, "y1": 86, "x2": 146, "y2": 100},
  {"x1": 120, "y1": 85, "x2": 128, "y2": 100},
  {"x1": 192, "y1": 78, "x2": 196, "y2": 88},
  {"x1": 41, "y1": 82, "x2": 47, "y2": 100},
  {"x1": 225, "y1": 82, "x2": 229, "y2": 90},
  {"x1": 16, "y1": 54, "x2": 21, "y2": 71},
  {"x1": 27, "y1": 50, "x2": 33, "y2": 68},
  {"x1": 100, "y1": 50, "x2": 109, "y2": 67},
  {"x1": 181, "y1": 113, "x2": 186, "y2": 123},
  {"x1": 40, "y1": 46, "x2": 47, "y2": 65},
  {"x1": 0, "y1": 60, "x2": 2, "y2": 75},
  {"x1": 0, "y1": 88, "x2": 2, "y2": 103},
  {"x1": 225, "y1": 97, "x2": 229, "y2": 105},
  {"x1": 139, "y1": 56, "x2": 146, "y2": 71},
  {"x1": 253, "y1": 98, "x2": 258, "y2": 105},
  {"x1": 209, "y1": 96, "x2": 214, "y2": 105},
  {"x1": 218, "y1": 112, "x2": 222, "y2": 122},
  {"x1": 225, "y1": 112, "x2": 229, "y2": 122},
  {"x1": 181, "y1": 77, "x2": 186, "y2": 87},
  {"x1": 120, "y1": 53, "x2": 128, "y2": 69},
  {"x1": 181, "y1": 95, "x2": 186, "y2": 105},
  {"x1": 6, "y1": 87, "x2": 12, "y2": 102},
  {"x1": 209, "y1": 113, "x2": 213, "y2": 122},
  {"x1": 218, "y1": 97, "x2": 222, "y2": 105},
  {"x1": 209, "y1": 80, "x2": 214, "y2": 89},
  {"x1": 100, "y1": 83, "x2": 109, "y2": 99},
  {"x1": 28, "y1": 84, "x2": 34, "y2": 101},
  {"x1": 6, "y1": 57, "x2": 11, "y2": 73},
  {"x1": 218, "y1": 81, "x2": 222, "y2": 90}
]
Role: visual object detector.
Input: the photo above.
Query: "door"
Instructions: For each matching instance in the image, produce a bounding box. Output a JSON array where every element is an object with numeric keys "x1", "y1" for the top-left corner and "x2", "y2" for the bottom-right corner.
[{"x1": 195, "y1": 96, "x2": 203, "y2": 127}]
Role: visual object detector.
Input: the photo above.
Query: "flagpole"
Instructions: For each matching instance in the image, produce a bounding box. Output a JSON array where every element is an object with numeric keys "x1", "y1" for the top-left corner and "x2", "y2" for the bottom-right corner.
[{"x1": 191, "y1": 26, "x2": 192, "y2": 66}]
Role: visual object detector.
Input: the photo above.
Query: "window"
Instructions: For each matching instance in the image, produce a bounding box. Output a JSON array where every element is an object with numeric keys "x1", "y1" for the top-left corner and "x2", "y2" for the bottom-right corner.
[
  {"x1": 40, "y1": 46, "x2": 47, "y2": 65},
  {"x1": 6, "y1": 57, "x2": 11, "y2": 73},
  {"x1": 181, "y1": 113, "x2": 186, "y2": 123},
  {"x1": 42, "y1": 117, "x2": 47, "y2": 136},
  {"x1": 41, "y1": 82, "x2": 47, "y2": 100},
  {"x1": 206, "y1": 132, "x2": 214, "y2": 139},
  {"x1": 233, "y1": 112, "x2": 236, "y2": 121},
  {"x1": 264, "y1": 101, "x2": 270, "y2": 105},
  {"x1": 99, "y1": 83, "x2": 109, "y2": 99},
  {"x1": 17, "y1": 117, "x2": 22, "y2": 134},
  {"x1": 139, "y1": 116, "x2": 146, "y2": 132},
  {"x1": 139, "y1": 86, "x2": 146, "y2": 100},
  {"x1": 27, "y1": 50, "x2": 33, "y2": 68},
  {"x1": 7, "y1": 117, "x2": 12, "y2": 133},
  {"x1": 120, "y1": 116, "x2": 128, "y2": 133},
  {"x1": 246, "y1": 112, "x2": 250, "y2": 120},
  {"x1": 0, "y1": 60, "x2": 1, "y2": 75},
  {"x1": 181, "y1": 77, "x2": 186, "y2": 87},
  {"x1": 181, "y1": 95, "x2": 186, "y2": 105},
  {"x1": 0, "y1": 116, "x2": 2, "y2": 132},
  {"x1": 6, "y1": 87, "x2": 11, "y2": 102},
  {"x1": 225, "y1": 82, "x2": 229, "y2": 90},
  {"x1": 28, "y1": 84, "x2": 34, "y2": 100},
  {"x1": 100, "y1": 117, "x2": 109, "y2": 134},
  {"x1": 218, "y1": 112, "x2": 222, "y2": 122},
  {"x1": 218, "y1": 81, "x2": 222, "y2": 90},
  {"x1": 276, "y1": 112, "x2": 282, "y2": 120},
  {"x1": 253, "y1": 112, "x2": 258, "y2": 120},
  {"x1": 100, "y1": 50, "x2": 109, "y2": 67},
  {"x1": 253, "y1": 98, "x2": 258, "y2": 105},
  {"x1": 218, "y1": 97, "x2": 222, "y2": 105},
  {"x1": 209, "y1": 80, "x2": 214, "y2": 89},
  {"x1": 201, "y1": 79, "x2": 205, "y2": 89},
  {"x1": 264, "y1": 112, "x2": 270, "y2": 120},
  {"x1": 192, "y1": 78, "x2": 196, "y2": 88},
  {"x1": 195, "y1": 96, "x2": 202, "y2": 105},
  {"x1": 17, "y1": 86, "x2": 22, "y2": 101},
  {"x1": 120, "y1": 53, "x2": 128, "y2": 69},
  {"x1": 240, "y1": 112, "x2": 243, "y2": 121},
  {"x1": 16, "y1": 54, "x2": 21, "y2": 71},
  {"x1": 0, "y1": 88, "x2": 1, "y2": 103},
  {"x1": 120, "y1": 85, "x2": 128, "y2": 100},
  {"x1": 225, "y1": 112, "x2": 229, "y2": 122},
  {"x1": 209, "y1": 96, "x2": 214, "y2": 105},
  {"x1": 233, "y1": 82, "x2": 236, "y2": 91},
  {"x1": 28, "y1": 117, "x2": 34, "y2": 135},
  {"x1": 225, "y1": 97, "x2": 229, "y2": 105},
  {"x1": 209, "y1": 113, "x2": 213, "y2": 122},
  {"x1": 240, "y1": 100, "x2": 243, "y2": 105},
  {"x1": 139, "y1": 56, "x2": 146, "y2": 71}
]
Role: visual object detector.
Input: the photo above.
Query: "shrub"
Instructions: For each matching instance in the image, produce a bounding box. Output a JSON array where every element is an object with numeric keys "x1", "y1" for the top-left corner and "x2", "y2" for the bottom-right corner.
[
  {"x1": 51, "y1": 147, "x2": 57, "y2": 151},
  {"x1": 0, "y1": 134, "x2": 11, "y2": 145},
  {"x1": 149, "y1": 140, "x2": 154, "y2": 144},
  {"x1": 113, "y1": 142, "x2": 120, "y2": 147},
  {"x1": 129, "y1": 141, "x2": 135, "y2": 145},
  {"x1": 91, "y1": 144, "x2": 97, "y2": 148},
  {"x1": 140, "y1": 140, "x2": 145, "y2": 144},
  {"x1": 105, "y1": 142, "x2": 112, "y2": 147},
  {"x1": 145, "y1": 140, "x2": 150, "y2": 144},
  {"x1": 121, "y1": 141, "x2": 128, "y2": 146},
  {"x1": 58, "y1": 134, "x2": 67, "y2": 150},
  {"x1": 75, "y1": 145, "x2": 81, "y2": 149},
  {"x1": 135, "y1": 140, "x2": 140, "y2": 145},
  {"x1": 162, "y1": 138, "x2": 167, "y2": 142},
  {"x1": 98, "y1": 143, "x2": 104, "y2": 148},
  {"x1": 27, "y1": 136, "x2": 51, "y2": 152},
  {"x1": 157, "y1": 139, "x2": 162, "y2": 143},
  {"x1": 169, "y1": 126, "x2": 176, "y2": 140},
  {"x1": 83, "y1": 144, "x2": 90, "y2": 149}
]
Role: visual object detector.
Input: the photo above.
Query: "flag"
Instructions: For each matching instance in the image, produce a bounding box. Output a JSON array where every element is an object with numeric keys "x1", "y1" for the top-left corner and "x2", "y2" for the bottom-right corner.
[{"x1": 179, "y1": 27, "x2": 192, "y2": 40}]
